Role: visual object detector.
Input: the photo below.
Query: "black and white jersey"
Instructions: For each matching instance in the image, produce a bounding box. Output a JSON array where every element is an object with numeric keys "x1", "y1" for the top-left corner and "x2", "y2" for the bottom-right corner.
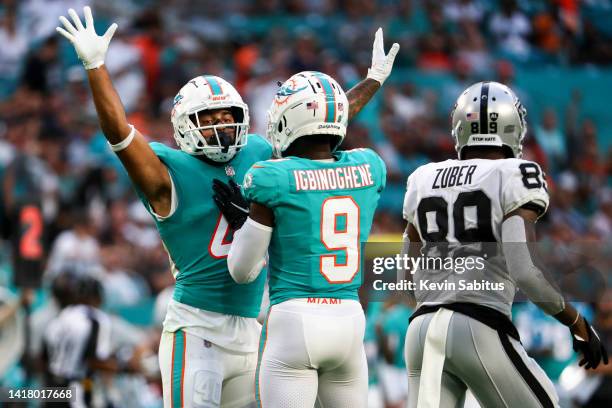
[
  {"x1": 43, "y1": 304, "x2": 112, "y2": 381},
  {"x1": 402, "y1": 158, "x2": 549, "y2": 316}
]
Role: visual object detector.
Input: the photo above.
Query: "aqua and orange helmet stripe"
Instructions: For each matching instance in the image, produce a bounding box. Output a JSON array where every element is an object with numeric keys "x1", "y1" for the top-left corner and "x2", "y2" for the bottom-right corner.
[
  {"x1": 312, "y1": 72, "x2": 337, "y2": 123},
  {"x1": 202, "y1": 75, "x2": 223, "y2": 96}
]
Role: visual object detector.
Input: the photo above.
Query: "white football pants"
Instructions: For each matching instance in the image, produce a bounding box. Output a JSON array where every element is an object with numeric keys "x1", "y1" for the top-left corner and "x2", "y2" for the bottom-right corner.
[
  {"x1": 255, "y1": 298, "x2": 368, "y2": 408},
  {"x1": 159, "y1": 329, "x2": 258, "y2": 408}
]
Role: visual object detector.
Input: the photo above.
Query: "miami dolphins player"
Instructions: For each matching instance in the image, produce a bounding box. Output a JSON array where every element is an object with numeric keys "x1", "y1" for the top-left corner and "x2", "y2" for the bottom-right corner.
[
  {"x1": 57, "y1": 7, "x2": 398, "y2": 408},
  {"x1": 213, "y1": 71, "x2": 387, "y2": 407}
]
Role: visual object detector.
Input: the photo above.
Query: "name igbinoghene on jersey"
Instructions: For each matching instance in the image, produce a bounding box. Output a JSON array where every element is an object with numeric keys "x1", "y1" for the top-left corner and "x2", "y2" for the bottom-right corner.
[{"x1": 402, "y1": 81, "x2": 608, "y2": 408}]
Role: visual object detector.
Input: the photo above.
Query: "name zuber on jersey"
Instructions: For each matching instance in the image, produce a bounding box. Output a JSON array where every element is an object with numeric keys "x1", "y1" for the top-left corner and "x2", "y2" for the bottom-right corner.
[
  {"x1": 294, "y1": 165, "x2": 375, "y2": 191},
  {"x1": 432, "y1": 165, "x2": 477, "y2": 189}
]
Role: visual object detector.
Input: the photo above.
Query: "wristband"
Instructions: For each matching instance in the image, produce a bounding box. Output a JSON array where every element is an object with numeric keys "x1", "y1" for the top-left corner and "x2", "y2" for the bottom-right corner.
[{"x1": 108, "y1": 124, "x2": 136, "y2": 152}]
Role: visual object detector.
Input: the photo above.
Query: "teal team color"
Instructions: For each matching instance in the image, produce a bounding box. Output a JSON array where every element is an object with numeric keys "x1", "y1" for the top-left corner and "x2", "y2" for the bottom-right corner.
[
  {"x1": 136, "y1": 134, "x2": 272, "y2": 317},
  {"x1": 244, "y1": 148, "x2": 387, "y2": 305}
]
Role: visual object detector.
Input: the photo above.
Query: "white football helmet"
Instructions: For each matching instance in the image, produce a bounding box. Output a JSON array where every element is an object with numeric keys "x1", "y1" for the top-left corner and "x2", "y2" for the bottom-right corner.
[
  {"x1": 451, "y1": 81, "x2": 527, "y2": 159},
  {"x1": 266, "y1": 71, "x2": 348, "y2": 157},
  {"x1": 171, "y1": 75, "x2": 249, "y2": 162}
]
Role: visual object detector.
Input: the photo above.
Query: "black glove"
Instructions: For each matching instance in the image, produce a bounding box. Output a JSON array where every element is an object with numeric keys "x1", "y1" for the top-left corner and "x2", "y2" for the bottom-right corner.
[
  {"x1": 572, "y1": 317, "x2": 609, "y2": 369},
  {"x1": 212, "y1": 178, "x2": 249, "y2": 230}
]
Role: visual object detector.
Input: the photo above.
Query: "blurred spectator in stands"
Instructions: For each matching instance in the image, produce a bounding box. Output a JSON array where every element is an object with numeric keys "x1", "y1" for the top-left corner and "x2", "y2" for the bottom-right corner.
[
  {"x1": 557, "y1": 0, "x2": 581, "y2": 36},
  {"x1": 290, "y1": 30, "x2": 321, "y2": 72},
  {"x1": 551, "y1": 171, "x2": 589, "y2": 235},
  {"x1": 384, "y1": 83, "x2": 428, "y2": 123},
  {"x1": 122, "y1": 201, "x2": 160, "y2": 250},
  {"x1": 1, "y1": 116, "x2": 56, "y2": 221},
  {"x1": 417, "y1": 32, "x2": 452, "y2": 71},
  {"x1": 46, "y1": 209, "x2": 101, "y2": 278},
  {"x1": 370, "y1": 210, "x2": 405, "y2": 235},
  {"x1": 20, "y1": 36, "x2": 61, "y2": 95},
  {"x1": 590, "y1": 188, "x2": 612, "y2": 239},
  {"x1": 443, "y1": 0, "x2": 484, "y2": 25},
  {"x1": 575, "y1": 20, "x2": 612, "y2": 65},
  {"x1": 20, "y1": 0, "x2": 87, "y2": 43},
  {"x1": 534, "y1": 108, "x2": 567, "y2": 175},
  {"x1": 454, "y1": 22, "x2": 492, "y2": 76},
  {"x1": 532, "y1": 8, "x2": 563, "y2": 57},
  {"x1": 489, "y1": 0, "x2": 531, "y2": 61},
  {"x1": 233, "y1": 41, "x2": 260, "y2": 92},
  {"x1": 440, "y1": 57, "x2": 472, "y2": 113},
  {"x1": 378, "y1": 115, "x2": 429, "y2": 180},
  {"x1": 0, "y1": 5, "x2": 28, "y2": 98},
  {"x1": 244, "y1": 51, "x2": 289, "y2": 135},
  {"x1": 574, "y1": 119, "x2": 606, "y2": 179},
  {"x1": 495, "y1": 59, "x2": 531, "y2": 107},
  {"x1": 100, "y1": 244, "x2": 150, "y2": 310},
  {"x1": 564, "y1": 89, "x2": 582, "y2": 157},
  {"x1": 377, "y1": 295, "x2": 412, "y2": 408},
  {"x1": 131, "y1": 8, "x2": 165, "y2": 111},
  {"x1": 104, "y1": 31, "x2": 145, "y2": 114}
]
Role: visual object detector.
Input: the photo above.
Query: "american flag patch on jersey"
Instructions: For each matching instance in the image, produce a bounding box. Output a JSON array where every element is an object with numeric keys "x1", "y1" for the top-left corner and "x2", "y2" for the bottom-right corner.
[{"x1": 466, "y1": 112, "x2": 479, "y2": 121}]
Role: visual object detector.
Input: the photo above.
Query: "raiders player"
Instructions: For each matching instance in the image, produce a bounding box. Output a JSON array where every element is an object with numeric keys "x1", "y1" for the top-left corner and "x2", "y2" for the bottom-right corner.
[{"x1": 401, "y1": 81, "x2": 608, "y2": 408}]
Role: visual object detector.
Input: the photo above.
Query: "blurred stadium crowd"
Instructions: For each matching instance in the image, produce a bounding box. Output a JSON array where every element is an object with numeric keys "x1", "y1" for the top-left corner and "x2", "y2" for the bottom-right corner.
[{"x1": 0, "y1": 0, "x2": 611, "y2": 407}]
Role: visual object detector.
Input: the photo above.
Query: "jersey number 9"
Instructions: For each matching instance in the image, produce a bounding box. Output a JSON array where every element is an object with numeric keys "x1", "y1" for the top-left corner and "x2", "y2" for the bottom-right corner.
[{"x1": 320, "y1": 197, "x2": 360, "y2": 283}]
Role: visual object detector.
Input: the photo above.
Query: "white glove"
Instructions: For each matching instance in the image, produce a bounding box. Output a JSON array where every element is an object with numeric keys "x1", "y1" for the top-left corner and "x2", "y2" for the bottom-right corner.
[
  {"x1": 367, "y1": 28, "x2": 400, "y2": 85},
  {"x1": 56, "y1": 7, "x2": 117, "y2": 70}
]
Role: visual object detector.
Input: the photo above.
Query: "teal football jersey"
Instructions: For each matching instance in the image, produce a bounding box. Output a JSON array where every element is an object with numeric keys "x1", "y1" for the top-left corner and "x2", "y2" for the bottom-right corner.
[
  {"x1": 136, "y1": 134, "x2": 272, "y2": 318},
  {"x1": 243, "y1": 148, "x2": 386, "y2": 305}
]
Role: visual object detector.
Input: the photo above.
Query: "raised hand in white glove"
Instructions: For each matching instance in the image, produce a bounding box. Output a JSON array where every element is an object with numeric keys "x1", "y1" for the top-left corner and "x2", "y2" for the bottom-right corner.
[
  {"x1": 367, "y1": 28, "x2": 400, "y2": 85},
  {"x1": 56, "y1": 6, "x2": 117, "y2": 70}
]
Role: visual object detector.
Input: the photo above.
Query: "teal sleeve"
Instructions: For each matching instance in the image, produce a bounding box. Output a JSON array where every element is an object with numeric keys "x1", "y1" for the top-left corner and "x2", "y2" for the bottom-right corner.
[{"x1": 242, "y1": 162, "x2": 284, "y2": 208}]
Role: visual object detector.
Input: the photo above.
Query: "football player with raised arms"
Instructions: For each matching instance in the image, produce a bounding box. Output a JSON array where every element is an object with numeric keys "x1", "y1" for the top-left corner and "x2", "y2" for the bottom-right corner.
[
  {"x1": 401, "y1": 81, "x2": 608, "y2": 407},
  {"x1": 212, "y1": 71, "x2": 388, "y2": 407},
  {"x1": 56, "y1": 7, "x2": 399, "y2": 408}
]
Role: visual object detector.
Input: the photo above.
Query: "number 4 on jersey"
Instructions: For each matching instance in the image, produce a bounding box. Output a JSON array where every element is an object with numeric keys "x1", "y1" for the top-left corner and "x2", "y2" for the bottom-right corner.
[{"x1": 209, "y1": 213, "x2": 233, "y2": 258}]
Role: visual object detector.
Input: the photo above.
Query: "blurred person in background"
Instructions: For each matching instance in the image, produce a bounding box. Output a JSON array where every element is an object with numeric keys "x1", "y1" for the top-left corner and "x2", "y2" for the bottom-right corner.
[
  {"x1": 42, "y1": 272, "x2": 144, "y2": 407},
  {"x1": 551, "y1": 171, "x2": 589, "y2": 236},
  {"x1": 377, "y1": 294, "x2": 412, "y2": 408},
  {"x1": 590, "y1": 188, "x2": 612, "y2": 239},
  {"x1": 534, "y1": 108, "x2": 567, "y2": 176},
  {"x1": 20, "y1": 35, "x2": 62, "y2": 95},
  {"x1": 488, "y1": 0, "x2": 531, "y2": 61},
  {"x1": 442, "y1": 0, "x2": 484, "y2": 25},
  {"x1": 46, "y1": 209, "x2": 101, "y2": 278},
  {"x1": 0, "y1": 3, "x2": 28, "y2": 98}
]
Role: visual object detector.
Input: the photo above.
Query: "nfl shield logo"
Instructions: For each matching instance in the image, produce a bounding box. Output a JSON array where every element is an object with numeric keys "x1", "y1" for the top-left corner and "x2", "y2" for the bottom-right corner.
[{"x1": 225, "y1": 165, "x2": 235, "y2": 177}]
